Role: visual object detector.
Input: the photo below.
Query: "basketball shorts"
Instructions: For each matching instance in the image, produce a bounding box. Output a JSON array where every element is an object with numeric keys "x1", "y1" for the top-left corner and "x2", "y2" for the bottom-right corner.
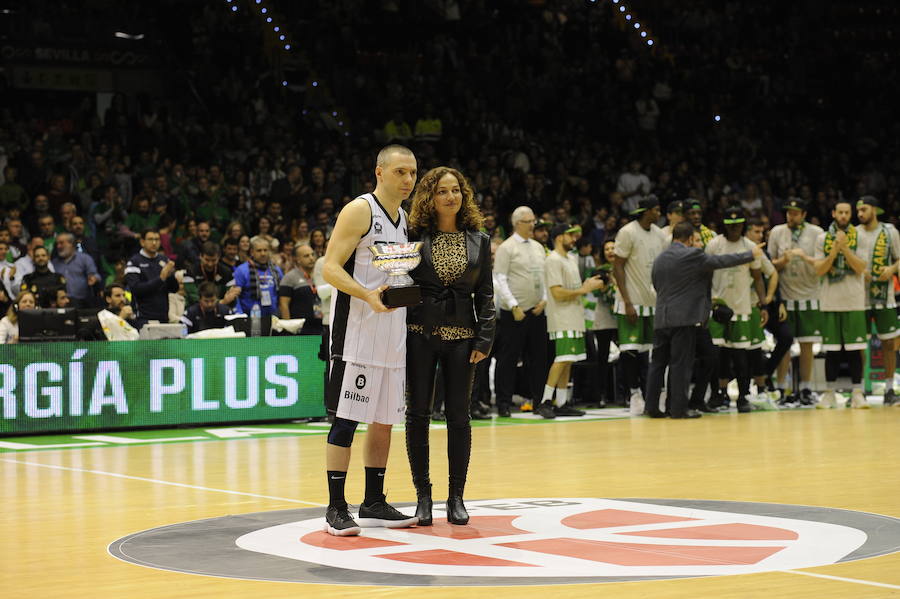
[
  {"x1": 616, "y1": 314, "x2": 654, "y2": 352},
  {"x1": 867, "y1": 307, "x2": 900, "y2": 341},
  {"x1": 786, "y1": 302, "x2": 823, "y2": 343},
  {"x1": 708, "y1": 313, "x2": 752, "y2": 349},
  {"x1": 549, "y1": 330, "x2": 587, "y2": 363},
  {"x1": 327, "y1": 360, "x2": 406, "y2": 425},
  {"x1": 821, "y1": 311, "x2": 868, "y2": 351}
]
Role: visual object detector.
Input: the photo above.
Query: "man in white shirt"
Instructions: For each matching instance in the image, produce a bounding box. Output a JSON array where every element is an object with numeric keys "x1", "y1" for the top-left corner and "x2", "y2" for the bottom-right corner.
[
  {"x1": 768, "y1": 198, "x2": 825, "y2": 405},
  {"x1": 612, "y1": 196, "x2": 668, "y2": 414},
  {"x1": 855, "y1": 196, "x2": 900, "y2": 406},
  {"x1": 617, "y1": 161, "x2": 652, "y2": 215},
  {"x1": 812, "y1": 201, "x2": 868, "y2": 408},
  {"x1": 539, "y1": 224, "x2": 604, "y2": 419},
  {"x1": 493, "y1": 206, "x2": 548, "y2": 417}
]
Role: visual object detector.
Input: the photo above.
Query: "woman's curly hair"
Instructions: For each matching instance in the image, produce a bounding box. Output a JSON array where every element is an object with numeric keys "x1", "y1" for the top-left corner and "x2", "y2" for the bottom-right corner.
[{"x1": 408, "y1": 167, "x2": 484, "y2": 234}]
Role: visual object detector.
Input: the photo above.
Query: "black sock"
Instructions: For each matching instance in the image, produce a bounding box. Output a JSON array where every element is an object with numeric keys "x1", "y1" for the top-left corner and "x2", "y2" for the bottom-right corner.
[
  {"x1": 327, "y1": 470, "x2": 348, "y2": 507},
  {"x1": 363, "y1": 467, "x2": 386, "y2": 505}
]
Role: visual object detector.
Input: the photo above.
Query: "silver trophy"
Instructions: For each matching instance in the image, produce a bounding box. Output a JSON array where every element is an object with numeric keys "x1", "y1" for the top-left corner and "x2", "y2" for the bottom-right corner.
[{"x1": 368, "y1": 242, "x2": 423, "y2": 308}]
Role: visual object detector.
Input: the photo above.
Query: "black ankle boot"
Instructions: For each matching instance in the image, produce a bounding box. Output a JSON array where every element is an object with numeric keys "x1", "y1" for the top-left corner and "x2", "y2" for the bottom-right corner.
[
  {"x1": 446, "y1": 481, "x2": 468, "y2": 525},
  {"x1": 415, "y1": 484, "x2": 433, "y2": 526}
]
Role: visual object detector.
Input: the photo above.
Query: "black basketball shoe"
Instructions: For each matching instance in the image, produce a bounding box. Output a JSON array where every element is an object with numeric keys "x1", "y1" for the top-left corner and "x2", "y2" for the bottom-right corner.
[
  {"x1": 324, "y1": 503, "x2": 361, "y2": 537},
  {"x1": 357, "y1": 497, "x2": 418, "y2": 528}
]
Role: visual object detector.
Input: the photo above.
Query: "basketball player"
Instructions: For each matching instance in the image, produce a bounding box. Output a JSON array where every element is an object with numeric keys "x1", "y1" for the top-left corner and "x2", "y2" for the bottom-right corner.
[{"x1": 321, "y1": 145, "x2": 419, "y2": 536}]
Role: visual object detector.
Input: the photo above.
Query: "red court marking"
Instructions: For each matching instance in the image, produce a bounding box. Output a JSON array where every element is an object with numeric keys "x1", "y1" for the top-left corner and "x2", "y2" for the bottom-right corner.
[
  {"x1": 378, "y1": 549, "x2": 536, "y2": 567},
  {"x1": 404, "y1": 516, "x2": 528, "y2": 539},
  {"x1": 497, "y1": 538, "x2": 784, "y2": 566},
  {"x1": 619, "y1": 523, "x2": 798, "y2": 541},
  {"x1": 561, "y1": 509, "x2": 698, "y2": 530},
  {"x1": 300, "y1": 531, "x2": 407, "y2": 550}
]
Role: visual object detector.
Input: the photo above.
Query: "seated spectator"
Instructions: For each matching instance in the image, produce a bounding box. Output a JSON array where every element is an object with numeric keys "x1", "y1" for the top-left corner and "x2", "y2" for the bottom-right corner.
[
  {"x1": 104, "y1": 283, "x2": 136, "y2": 323},
  {"x1": 183, "y1": 241, "x2": 238, "y2": 306},
  {"x1": 49, "y1": 287, "x2": 70, "y2": 309},
  {"x1": 125, "y1": 228, "x2": 179, "y2": 326},
  {"x1": 232, "y1": 238, "x2": 283, "y2": 317},
  {"x1": 21, "y1": 246, "x2": 66, "y2": 308},
  {"x1": 6, "y1": 217, "x2": 28, "y2": 259},
  {"x1": 52, "y1": 232, "x2": 100, "y2": 308},
  {"x1": 278, "y1": 244, "x2": 323, "y2": 335},
  {"x1": 180, "y1": 281, "x2": 234, "y2": 334},
  {"x1": 0, "y1": 290, "x2": 36, "y2": 344},
  {"x1": 384, "y1": 111, "x2": 413, "y2": 142}
]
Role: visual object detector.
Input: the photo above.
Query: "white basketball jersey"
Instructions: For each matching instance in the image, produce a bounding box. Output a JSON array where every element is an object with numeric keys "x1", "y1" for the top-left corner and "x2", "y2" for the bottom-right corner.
[{"x1": 330, "y1": 193, "x2": 409, "y2": 368}]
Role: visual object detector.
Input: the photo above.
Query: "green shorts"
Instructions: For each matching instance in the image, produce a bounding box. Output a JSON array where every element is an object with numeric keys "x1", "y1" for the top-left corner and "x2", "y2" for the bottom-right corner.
[
  {"x1": 709, "y1": 313, "x2": 752, "y2": 349},
  {"x1": 786, "y1": 300, "x2": 823, "y2": 343},
  {"x1": 821, "y1": 311, "x2": 868, "y2": 351},
  {"x1": 616, "y1": 314, "x2": 654, "y2": 352},
  {"x1": 549, "y1": 330, "x2": 587, "y2": 363},
  {"x1": 748, "y1": 306, "x2": 766, "y2": 350},
  {"x1": 867, "y1": 307, "x2": 900, "y2": 340}
]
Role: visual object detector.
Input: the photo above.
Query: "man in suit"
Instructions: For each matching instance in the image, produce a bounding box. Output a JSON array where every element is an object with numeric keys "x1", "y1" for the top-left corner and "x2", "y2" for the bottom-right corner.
[{"x1": 644, "y1": 222, "x2": 764, "y2": 418}]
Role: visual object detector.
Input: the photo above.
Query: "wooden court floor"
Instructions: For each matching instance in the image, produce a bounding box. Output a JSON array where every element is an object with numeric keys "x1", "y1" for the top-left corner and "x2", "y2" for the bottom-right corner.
[{"x1": 3, "y1": 407, "x2": 900, "y2": 598}]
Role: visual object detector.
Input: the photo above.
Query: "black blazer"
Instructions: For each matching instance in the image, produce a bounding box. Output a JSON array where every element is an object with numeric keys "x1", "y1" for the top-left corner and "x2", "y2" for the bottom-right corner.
[
  {"x1": 651, "y1": 241, "x2": 754, "y2": 329},
  {"x1": 407, "y1": 229, "x2": 496, "y2": 355}
]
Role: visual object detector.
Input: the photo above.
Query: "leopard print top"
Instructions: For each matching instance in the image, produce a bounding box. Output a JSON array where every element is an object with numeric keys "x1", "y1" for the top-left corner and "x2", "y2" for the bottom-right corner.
[{"x1": 408, "y1": 230, "x2": 475, "y2": 341}]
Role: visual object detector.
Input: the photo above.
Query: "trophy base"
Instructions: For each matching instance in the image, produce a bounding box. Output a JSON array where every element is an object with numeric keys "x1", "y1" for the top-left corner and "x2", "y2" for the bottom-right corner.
[{"x1": 381, "y1": 285, "x2": 422, "y2": 309}]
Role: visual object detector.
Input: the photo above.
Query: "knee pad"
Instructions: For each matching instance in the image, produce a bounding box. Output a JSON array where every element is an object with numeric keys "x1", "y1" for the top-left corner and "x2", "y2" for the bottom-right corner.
[{"x1": 327, "y1": 417, "x2": 358, "y2": 447}]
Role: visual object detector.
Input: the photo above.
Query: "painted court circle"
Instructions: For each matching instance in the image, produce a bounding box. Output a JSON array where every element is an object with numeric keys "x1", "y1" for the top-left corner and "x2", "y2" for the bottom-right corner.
[{"x1": 108, "y1": 498, "x2": 900, "y2": 586}]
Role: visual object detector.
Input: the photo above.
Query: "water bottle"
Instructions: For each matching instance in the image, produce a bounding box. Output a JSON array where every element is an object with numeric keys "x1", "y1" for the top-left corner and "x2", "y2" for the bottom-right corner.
[{"x1": 250, "y1": 304, "x2": 261, "y2": 337}]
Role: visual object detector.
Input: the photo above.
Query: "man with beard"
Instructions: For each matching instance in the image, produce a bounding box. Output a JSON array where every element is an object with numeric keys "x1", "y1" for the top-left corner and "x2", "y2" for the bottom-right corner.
[
  {"x1": 855, "y1": 196, "x2": 900, "y2": 406},
  {"x1": 813, "y1": 201, "x2": 868, "y2": 408},
  {"x1": 21, "y1": 246, "x2": 66, "y2": 308},
  {"x1": 686, "y1": 200, "x2": 716, "y2": 249},
  {"x1": 767, "y1": 198, "x2": 825, "y2": 405},
  {"x1": 537, "y1": 224, "x2": 605, "y2": 418}
]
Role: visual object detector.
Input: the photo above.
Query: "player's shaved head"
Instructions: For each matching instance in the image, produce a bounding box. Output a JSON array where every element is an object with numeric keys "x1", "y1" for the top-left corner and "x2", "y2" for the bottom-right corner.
[{"x1": 376, "y1": 144, "x2": 414, "y2": 168}]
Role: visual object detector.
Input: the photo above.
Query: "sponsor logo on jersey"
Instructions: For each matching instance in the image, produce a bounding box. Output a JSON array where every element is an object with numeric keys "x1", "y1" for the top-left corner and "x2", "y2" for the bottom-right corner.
[{"x1": 355, "y1": 374, "x2": 366, "y2": 389}]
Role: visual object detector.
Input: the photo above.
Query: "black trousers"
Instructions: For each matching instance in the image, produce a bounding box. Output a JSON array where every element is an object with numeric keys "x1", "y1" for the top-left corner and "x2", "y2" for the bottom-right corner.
[
  {"x1": 689, "y1": 327, "x2": 717, "y2": 408},
  {"x1": 575, "y1": 329, "x2": 617, "y2": 404},
  {"x1": 763, "y1": 315, "x2": 794, "y2": 377},
  {"x1": 406, "y1": 332, "x2": 475, "y2": 492},
  {"x1": 495, "y1": 309, "x2": 548, "y2": 409},
  {"x1": 646, "y1": 326, "x2": 698, "y2": 417}
]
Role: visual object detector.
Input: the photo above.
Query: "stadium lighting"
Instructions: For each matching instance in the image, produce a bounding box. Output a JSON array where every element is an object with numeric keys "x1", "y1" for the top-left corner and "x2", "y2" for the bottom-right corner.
[
  {"x1": 284, "y1": 44, "x2": 290, "y2": 50},
  {"x1": 634, "y1": 22, "x2": 640, "y2": 29},
  {"x1": 266, "y1": 17, "x2": 272, "y2": 22},
  {"x1": 312, "y1": 81, "x2": 318, "y2": 87},
  {"x1": 647, "y1": 39, "x2": 654, "y2": 46},
  {"x1": 231, "y1": 5, "x2": 237, "y2": 11},
  {"x1": 714, "y1": 115, "x2": 721, "y2": 122},
  {"x1": 114, "y1": 32, "x2": 145, "y2": 40},
  {"x1": 625, "y1": 14, "x2": 632, "y2": 20},
  {"x1": 261, "y1": 7, "x2": 267, "y2": 13}
]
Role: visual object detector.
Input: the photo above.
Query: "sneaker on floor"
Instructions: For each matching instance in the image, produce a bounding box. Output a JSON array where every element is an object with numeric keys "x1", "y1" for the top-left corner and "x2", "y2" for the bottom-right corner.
[
  {"x1": 736, "y1": 398, "x2": 752, "y2": 413},
  {"x1": 799, "y1": 388, "x2": 817, "y2": 406},
  {"x1": 850, "y1": 389, "x2": 869, "y2": 409},
  {"x1": 537, "y1": 401, "x2": 557, "y2": 419},
  {"x1": 817, "y1": 390, "x2": 837, "y2": 409},
  {"x1": 520, "y1": 400, "x2": 533, "y2": 413},
  {"x1": 884, "y1": 388, "x2": 897, "y2": 407},
  {"x1": 554, "y1": 404, "x2": 585, "y2": 417},
  {"x1": 357, "y1": 497, "x2": 418, "y2": 528},
  {"x1": 325, "y1": 504, "x2": 361, "y2": 536},
  {"x1": 628, "y1": 390, "x2": 645, "y2": 416}
]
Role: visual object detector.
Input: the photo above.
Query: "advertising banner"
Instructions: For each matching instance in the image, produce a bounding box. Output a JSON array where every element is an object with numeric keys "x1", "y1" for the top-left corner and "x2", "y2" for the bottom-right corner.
[{"x1": 0, "y1": 337, "x2": 326, "y2": 435}]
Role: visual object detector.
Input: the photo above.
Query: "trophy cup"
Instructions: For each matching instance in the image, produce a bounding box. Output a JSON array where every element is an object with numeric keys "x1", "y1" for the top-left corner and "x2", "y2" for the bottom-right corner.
[{"x1": 368, "y1": 242, "x2": 423, "y2": 308}]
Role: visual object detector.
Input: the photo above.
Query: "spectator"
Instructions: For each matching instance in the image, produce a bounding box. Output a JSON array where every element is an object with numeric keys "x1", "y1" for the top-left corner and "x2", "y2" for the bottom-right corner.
[
  {"x1": 220, "y1": 237, "x2": 240, "y2": 273},
  {"x1": 309, "y1": 228, "x2": 327, "y2": 257},
  {"x1": 20, "y1": 246, "x2": 66, "y2": 308},
  {"x1": 125, "y1": 228, "x2": 179, "y2": 326},
  {"x1": 6, "y1": 218, "x2": 28, "y2": 259},
  {"x1": 51, "y1": 232, "x2": 100, "y2": 308},
  {"x1": 269, "y1": 164, "x2": 307, "y2": 208},
  {"x1": 124, "y1": 196, "x2": 160, "y2": 239},
  {"x1": 384, "y1": 111, "x2": 413, "y2": 143},
  {"x1": 49, "y1": 287, "x2": 71, "y2": 309},
  {"x1": 0, "y1": 166, "x2": 28, "y2": 214},
  {"x1": 177, "y1": 220, "x2": 213, "y2": 268},
  {"x1": 24, "y1": 194, "x2": 53, "y2": 235},
  {"x1": 251, "y1": 215, "x2": 279, "y2": 252},
  {"x1": 232, "y1": 237, "x2": 283, "y2": 317},
  {"x1": 37, "y1": 214, "x2": 59, "y2": 254},
  {"x1": 617, "y1": 161, "x2": 652, "y2": 215},
  {"x1": 180, "y1": 281, "x2": 233, "y2": 334},
  {"x1": 278, "y1": 243, "x2": 323, "y2": 334},
  {"x1": 0, "y1": 290, "x2": 36, "y2": 344},
  {"x1": 183, "y1": 241, "x2": 238, "y2": 306},
  {"x1": 9, "y1": 236, "x2": 48, "y2": 299}
]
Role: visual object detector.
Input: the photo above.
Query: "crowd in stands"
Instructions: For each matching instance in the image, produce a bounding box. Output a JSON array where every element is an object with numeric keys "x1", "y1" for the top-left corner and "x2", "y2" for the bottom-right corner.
[{"x1": 0, "y1": 0, "x2": 896, "y2": 346}]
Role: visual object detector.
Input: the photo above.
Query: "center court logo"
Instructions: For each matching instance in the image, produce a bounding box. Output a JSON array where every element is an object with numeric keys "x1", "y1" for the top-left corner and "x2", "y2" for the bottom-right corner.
[{"x1": 108, "y1": 498, "x2": 900, "y2": 586}]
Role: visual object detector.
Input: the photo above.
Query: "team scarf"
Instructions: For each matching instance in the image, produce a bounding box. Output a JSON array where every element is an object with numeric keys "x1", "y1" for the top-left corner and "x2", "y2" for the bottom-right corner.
[
  {"x1": 247, "y1": 258, "x2": 281, "y2": 301},
  {"x1": 869, "y1": 223, "x2": 892, "y2": 303},
  {"x1": 790, "y1": 221, "x2": 805, "y2": 244},
  {"x1": 823, "y1": 222, "x2": 858, "y2": 282},
  {"x1": 699, "y1": 224, "x2": 716, "y2": 248}
]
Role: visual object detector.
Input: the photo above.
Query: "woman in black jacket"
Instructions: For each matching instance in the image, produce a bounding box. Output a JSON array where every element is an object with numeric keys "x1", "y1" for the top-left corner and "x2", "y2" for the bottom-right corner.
[{"x1": 406, "y1": 166, "x2": 495, "y2": 526}]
